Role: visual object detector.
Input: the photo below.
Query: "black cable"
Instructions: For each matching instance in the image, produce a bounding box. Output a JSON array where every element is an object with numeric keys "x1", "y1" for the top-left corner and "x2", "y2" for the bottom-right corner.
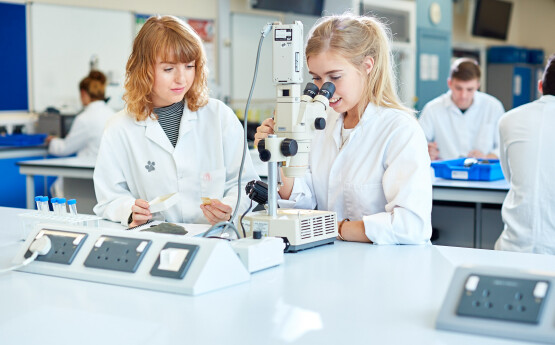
[
  {"x1": 240, "y1": 199, "x2": 254, "y2": 236},
  {"x1": 202, "y1": 23, "x2": 272, "y2": 239}
]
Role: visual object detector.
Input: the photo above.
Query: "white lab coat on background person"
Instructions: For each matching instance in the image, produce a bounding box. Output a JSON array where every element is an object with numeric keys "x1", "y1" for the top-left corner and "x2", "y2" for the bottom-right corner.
[
  {"x1": 419, "y1": 91, "x2": 505, "y2": 160},
  {"x1": 495, "y1": 95, "x2": 555, "y2": 254},
  {"x1": 279, "y1": 103, "x2": 432, "y2": 244},
  {"x1": 48, "y1": 100, "x2": 115, "y2": 197},
  {"x1": 93, "y1": 98, "x2": 259, "y2": 226},
  {"x1": 48, "y1": 100, "x2": 115, "y2": 158}
]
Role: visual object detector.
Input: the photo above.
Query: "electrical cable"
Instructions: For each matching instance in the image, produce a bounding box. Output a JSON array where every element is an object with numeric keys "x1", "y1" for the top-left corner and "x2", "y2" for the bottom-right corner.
[
  {"x1": 0, "y1": 236, "x2": 51, "y2": 274},
  {"x1": 240, "y1": 199, "x2": 254, "y2": 235},
  {"x1": 202, "y1": 23, "x2": 272, "y2": 239}
]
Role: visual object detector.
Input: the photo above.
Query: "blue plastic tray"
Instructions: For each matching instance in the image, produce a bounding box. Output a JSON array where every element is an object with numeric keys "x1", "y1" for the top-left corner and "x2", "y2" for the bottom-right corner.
[
  {"x1": 0, "y1": 134, "x2": 47, "y2": 147},
  {"x1": 431, "y1": 158, "x2": 504, "y2": 181}
]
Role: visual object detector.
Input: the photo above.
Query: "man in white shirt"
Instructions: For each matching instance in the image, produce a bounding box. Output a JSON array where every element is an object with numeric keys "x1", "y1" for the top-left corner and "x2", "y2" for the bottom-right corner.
[
  {"x1": 419, "y1": 58, "x2": 505, "y2": 160},
  {"x1": 495, "y1": 54, "x2": 555, "y2": 255}
]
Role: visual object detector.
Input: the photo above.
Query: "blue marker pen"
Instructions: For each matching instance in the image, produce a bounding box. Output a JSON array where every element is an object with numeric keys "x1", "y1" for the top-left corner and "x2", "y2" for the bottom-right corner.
[{"x1": 68, "y1": 199, "x2": 78, "y2": 216}]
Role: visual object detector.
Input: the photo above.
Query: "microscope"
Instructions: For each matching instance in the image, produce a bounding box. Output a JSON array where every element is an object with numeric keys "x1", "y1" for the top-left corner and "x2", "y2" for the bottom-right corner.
[{"x1": 242, "y1": 21, "x2": 338, "y2": 252}]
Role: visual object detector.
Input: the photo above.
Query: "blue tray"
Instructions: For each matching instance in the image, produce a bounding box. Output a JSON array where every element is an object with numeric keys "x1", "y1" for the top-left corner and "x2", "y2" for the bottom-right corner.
[
  {"x1": 0, "y1": 134, "x2": 47, "y2": 147},
  {"x1": 431, "y1": 158, "x2": 504, "y2": 181}
]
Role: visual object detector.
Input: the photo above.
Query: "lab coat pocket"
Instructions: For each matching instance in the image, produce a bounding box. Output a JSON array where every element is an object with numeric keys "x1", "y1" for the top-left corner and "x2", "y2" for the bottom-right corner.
[
  {"x1": 200, "y1": 168, "x2": 226, "y2": 200},
  {"x1": 343, "y1": 182, "x2": 384, "y2": 220}
]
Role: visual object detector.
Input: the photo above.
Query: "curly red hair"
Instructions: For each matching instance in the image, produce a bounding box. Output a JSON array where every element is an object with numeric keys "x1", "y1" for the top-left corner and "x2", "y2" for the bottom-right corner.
[{"x1": 124, "y1": 15, "x2": 209, "y2": 120}]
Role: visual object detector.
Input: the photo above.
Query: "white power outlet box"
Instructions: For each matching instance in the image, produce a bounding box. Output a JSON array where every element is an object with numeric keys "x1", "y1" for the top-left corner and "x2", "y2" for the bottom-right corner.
[
  {"x1": 231, "y1": 237, "x2": 285, "y2": 273},
  {"x1": 14, "y1": 223, "x2": 250, "y2": 296}
]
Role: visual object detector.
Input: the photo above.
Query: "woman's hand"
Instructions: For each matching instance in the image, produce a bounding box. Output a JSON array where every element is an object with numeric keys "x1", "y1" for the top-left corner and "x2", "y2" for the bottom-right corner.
[
  {"x1": 254, "y1": 118, "x2": 275, "y2": 147},
  {"x1": 200, "y1": 199, "x2": 232, "y2": 225},
  {"x1": 129, "y1": 199, "x2": 152, "y2": 227}
]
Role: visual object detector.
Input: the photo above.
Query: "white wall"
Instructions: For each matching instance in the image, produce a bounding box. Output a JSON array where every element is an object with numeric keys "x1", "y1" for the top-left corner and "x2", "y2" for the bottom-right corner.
[
  {"x1": 9, "y1": 0, "x2": 216, "y2": 18},
  {"x1": 453, "y1": 0, "x2": 555, "y2": 59}
]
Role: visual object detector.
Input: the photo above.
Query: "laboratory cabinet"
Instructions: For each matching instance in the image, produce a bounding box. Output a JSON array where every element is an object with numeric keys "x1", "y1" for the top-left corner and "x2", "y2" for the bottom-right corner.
[
  {"x1": 432, "y1": 201, "x2": 504, "y2": 250},
  {"x1": 487, "y1": 63, "x2": 541, "y2": 111}
]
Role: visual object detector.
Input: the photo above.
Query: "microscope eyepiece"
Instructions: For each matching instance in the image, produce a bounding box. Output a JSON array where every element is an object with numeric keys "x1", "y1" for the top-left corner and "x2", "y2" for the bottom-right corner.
[
  {"x1": 318, "y1": 82, "x2": 336, "y2": 100},
  {"x1": 303, "y1": 82, "x2": 319, "y2": 99}
]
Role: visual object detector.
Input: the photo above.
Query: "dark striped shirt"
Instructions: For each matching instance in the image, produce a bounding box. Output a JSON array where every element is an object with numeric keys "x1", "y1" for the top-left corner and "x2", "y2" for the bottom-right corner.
[{"x1": 154, "y1": 101, "x2": 184, "y2": 147}]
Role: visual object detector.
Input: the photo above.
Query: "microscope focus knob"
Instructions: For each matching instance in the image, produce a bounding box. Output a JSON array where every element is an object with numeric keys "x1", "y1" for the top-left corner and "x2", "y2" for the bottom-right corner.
[
  {"x1": 314, "y1": 117, "x2": 326, "y2": 130},
  {"x1": 259, "y1": 149, "x2": 271, "y2": 162},
  {"x1": 257, "y1": 139, "x2": 271, "y2": 162},
  {"x1": 280, "y1": 138, "x2": 298, "y2": 157}
]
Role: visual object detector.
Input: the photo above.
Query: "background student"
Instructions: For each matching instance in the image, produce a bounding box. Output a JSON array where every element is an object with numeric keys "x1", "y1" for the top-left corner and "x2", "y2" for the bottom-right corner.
[
  {"x1": 255, "y1": 14, "x2": 432, "y2": 244},
  {"x1": 495, "y1": 54, "x2": 555, "y2": 255},
  {"x1": 93, "y1": 16, "x2": 258, "y2": 227},
  {"x1": 45, "y1": 70, "x2": 115, "y2": 196},
  {"x1": 418, "y1": 58, "x2": 505, "y2": 161}
]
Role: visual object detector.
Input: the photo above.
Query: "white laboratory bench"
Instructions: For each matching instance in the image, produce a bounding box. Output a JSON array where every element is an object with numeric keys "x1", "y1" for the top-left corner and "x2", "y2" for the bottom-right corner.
[
  {"x1": 0, "y1": 145, "x2": 47, "y2": 160},
  {"x1": 0, "y1": 206, "x2": 553, "y2": 345},
  {"x1": 17, "y1": 157, "x2": 96, "y2": 213}
]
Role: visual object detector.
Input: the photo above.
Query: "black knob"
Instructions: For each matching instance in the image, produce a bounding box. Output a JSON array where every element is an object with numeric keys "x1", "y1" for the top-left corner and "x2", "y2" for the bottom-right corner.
[
  {"x1": 259, "y1": 149, "x2": 271, "y2": 162},
  {"x1": 303, "y1": 82, "x2": 319, "y2": 99},
  {"x1": 280, "y1": 138, "x2": 298, "y2": 157},
  {"x1": 253, "y1": 231, "x2": 262, "y2": 239},
  {"x1": 314, "y1": 117, "x2": 326, "y2": 130},
  {"x1": 318, "y1": 82, "x2": 336, "y2": 99},
  {"x1": 257, "y1": 139, "x2": 266, "y2": 152}
]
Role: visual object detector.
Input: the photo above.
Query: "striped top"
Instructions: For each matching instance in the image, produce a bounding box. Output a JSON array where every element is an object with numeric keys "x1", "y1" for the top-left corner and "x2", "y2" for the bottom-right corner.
[{"x1": 154, "y1": 101, "x2": 184, "y2": 147}]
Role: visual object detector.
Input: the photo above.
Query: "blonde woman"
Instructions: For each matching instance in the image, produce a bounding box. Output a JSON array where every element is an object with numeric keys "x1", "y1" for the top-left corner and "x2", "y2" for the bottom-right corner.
[
  {"x1": 255, "y1": 14, "x2": 432, "y2": 244},
  {"x1": 93, "y1": 15, "x2": 258, "y2": 227}
]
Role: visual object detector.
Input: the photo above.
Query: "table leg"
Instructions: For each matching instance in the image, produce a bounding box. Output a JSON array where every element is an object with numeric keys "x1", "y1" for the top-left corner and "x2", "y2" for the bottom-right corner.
[{"x1": 26, "y1": 174, "x2": 35, "y2": 209}]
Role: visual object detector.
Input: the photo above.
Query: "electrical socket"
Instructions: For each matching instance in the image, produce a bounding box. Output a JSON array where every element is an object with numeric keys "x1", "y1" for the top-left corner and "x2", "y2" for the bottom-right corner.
[
  {"x1": 83, "y1": 235, "x2": 151, "y2": 273},
  {"x1": 457, "y1": 274, "x2": 550, "y2": 324},
  {"x1": 24, "y1": 229, "x2": 88, "y2": 265}
]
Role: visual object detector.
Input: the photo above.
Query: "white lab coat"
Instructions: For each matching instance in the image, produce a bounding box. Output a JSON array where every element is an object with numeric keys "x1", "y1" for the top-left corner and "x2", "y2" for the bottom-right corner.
[
  {"x1": 93, "y1": 98, "x2": 259, "y2": 225},
  {"x1": 419, "y1": 91, "x2": 505, "y2": 160},
  {"x1": 48, "y1": 100, "x2": 115, "y2": 158},
  {"x1": 279, "y1": 103, "x2": 432, "y2": 245},
  {"x1": 495, "y1": 95, "x2": 555, "y2": 254}
]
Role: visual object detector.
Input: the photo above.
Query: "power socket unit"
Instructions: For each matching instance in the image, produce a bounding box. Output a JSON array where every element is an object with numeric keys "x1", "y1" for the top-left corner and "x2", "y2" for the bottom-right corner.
[
  {"x1": 14, "y1": 224, "x2": 251, "y2": 295},
  {"x1": 24, "y1": 229, "x2": 87, "y2": 265},
  {"x1": 436, "y1": 266, "x2": 555, "y2": 344},
  {"x1": 83, "y1": 235, "x2": 151, "y2": 273}
]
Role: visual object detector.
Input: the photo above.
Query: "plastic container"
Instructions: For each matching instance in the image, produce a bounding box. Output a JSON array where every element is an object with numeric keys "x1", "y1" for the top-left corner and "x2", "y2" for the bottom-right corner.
[
  {"x1": 431, "y1": 158, "x2": 504, "y2": 181},
  {"x1": 18, "y1": 211, "x2": 102, "y2": 239},
  {"x1": 527, "y1": 48, "x2": 544, "y2": 65},
  {"x1": 488, "y1": 46, "x2": 528, "y2": 64},
  {"x1": 0, "y1": 133, "x2": 47, "y2": 146}
]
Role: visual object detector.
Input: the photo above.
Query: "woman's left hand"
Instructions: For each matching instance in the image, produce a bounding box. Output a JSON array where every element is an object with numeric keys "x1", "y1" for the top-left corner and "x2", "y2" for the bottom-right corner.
[{"x1": 200, "y1": 199, "x2": 232, "y2": 225}]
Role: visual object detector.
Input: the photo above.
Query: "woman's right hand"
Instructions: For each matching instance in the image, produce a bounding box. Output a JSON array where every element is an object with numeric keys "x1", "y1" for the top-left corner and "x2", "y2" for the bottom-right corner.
[
  {"x1": 129, "y1": 199, "x2": 152, "y2": 227},
  {"x1": 254, "y1": 118, "x2": 275, "y2": 147}
]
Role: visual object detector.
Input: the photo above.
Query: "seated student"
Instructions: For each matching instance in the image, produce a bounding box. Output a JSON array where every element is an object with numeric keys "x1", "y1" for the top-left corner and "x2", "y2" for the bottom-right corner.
[
  {"x1": 93, "y1": 16, "x2": 258, "y2": 227},
  {"x1": 255, "y1": 14, "x2": 432, "y2": 244},
  {"x1": 495, "y1": 54, "x2": 555, "y2": 255},
  {"x1": 45, "y1": 70, "x2": 115, "y2": 196},
  {"x1": 419, "y1": 58, "x2": 505, "y2": 160}
]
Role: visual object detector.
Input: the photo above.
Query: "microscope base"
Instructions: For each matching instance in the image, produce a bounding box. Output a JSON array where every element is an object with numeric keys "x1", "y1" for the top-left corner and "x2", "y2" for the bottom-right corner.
[{"x1": 241, "y1": 209, "x2": 338, "y2": 252}]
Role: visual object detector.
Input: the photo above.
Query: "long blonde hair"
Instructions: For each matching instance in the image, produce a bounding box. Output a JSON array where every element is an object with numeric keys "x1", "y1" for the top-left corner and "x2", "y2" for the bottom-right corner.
[
  {"x1": 124, "y1": 15, "x2": 209, "y2": 121},
  {"x1": 305, "y1": 14, "x2": 410, "y2": 117}
]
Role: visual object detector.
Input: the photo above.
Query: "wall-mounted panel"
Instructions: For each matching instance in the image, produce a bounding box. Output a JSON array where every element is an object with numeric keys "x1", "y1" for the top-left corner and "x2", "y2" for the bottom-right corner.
[{"x1": 0, "y1": 2, "x2": 28, "y2": 111}]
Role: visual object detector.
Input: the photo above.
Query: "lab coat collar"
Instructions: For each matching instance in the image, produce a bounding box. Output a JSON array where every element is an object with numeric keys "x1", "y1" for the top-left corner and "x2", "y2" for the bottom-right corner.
[
  {"x1": 331, "y1": 103, "x2": 380, "y2": 149},
  {"x1": 442, "y1": 90, "x2": 482, "y2": 114},
  {"x1": 539, "y1": 94, "x2": 555, "y2": 103},
  {"x1": 135, "y1": 102, "x2": 199, "y2": 154}
]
